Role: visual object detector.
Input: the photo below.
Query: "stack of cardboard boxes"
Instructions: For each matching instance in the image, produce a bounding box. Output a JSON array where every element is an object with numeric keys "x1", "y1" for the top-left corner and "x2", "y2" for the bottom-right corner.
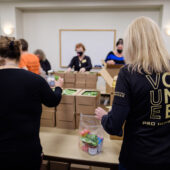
[
  {"x1": 75, "y1": 90, "x2": 100, "y2": 128},
  {"x1": 56, "y1": 89, "x2": 82, "y2": 129},
  {"x1": 41, "y1": 105, "x2": 56, "y2": 127},
  {"x1": 54, "y1": 71, "x2": 98, "y2": 89}
]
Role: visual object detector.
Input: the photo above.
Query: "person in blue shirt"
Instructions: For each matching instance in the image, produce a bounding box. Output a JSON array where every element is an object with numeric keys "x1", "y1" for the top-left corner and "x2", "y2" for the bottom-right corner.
[{"x1": 105, "y1": 38, "x2": 125, "y2": 65}]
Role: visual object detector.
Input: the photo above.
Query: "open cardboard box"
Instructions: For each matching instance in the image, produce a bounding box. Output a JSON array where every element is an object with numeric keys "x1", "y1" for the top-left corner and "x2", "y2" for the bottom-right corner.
[
  {"x1": 76, "y1": 89, "x2": 100, "y2": 115},
  {"x1": 100, "y1": 65, "x2": 122, "y2": 93}
]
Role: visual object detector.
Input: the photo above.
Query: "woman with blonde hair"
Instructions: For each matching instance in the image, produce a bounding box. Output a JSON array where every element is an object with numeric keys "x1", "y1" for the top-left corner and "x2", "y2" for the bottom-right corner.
[{"x1": 95, "y1": 17, "x2": 170, "y2": 170}]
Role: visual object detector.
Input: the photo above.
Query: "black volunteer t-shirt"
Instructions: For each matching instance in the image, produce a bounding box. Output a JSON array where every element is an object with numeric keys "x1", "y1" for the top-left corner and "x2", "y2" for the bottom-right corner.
[
  {"x1": 68, "y1": 56, "x2": 92, "y2": 71},
  {"x1": 102, "y1": 65, "x2": 170, "y2": 169}
]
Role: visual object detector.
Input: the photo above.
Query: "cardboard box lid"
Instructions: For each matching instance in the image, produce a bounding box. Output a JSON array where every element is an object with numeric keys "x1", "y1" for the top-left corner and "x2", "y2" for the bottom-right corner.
[{"x1": 99, "y1": 68, "x2": 113, "y2": 88}]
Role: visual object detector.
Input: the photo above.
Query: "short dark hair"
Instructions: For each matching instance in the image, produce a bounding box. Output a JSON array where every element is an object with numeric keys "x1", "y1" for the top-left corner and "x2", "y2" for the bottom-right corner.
[
  {"x1": 20, "y1": 39, "x2": 28, "y2": 51},
  {"x1": 0, "y1": 36, "x2": 21, "y2": 62},
  {"x1": 116, "y1": 38, "x2": 123, "y2": 46}
]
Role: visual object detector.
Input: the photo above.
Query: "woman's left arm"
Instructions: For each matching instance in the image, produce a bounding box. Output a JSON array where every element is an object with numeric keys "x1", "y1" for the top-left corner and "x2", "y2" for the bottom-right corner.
[{"x1": 96, "y1": 67, "x2": 131, "y2": 136}]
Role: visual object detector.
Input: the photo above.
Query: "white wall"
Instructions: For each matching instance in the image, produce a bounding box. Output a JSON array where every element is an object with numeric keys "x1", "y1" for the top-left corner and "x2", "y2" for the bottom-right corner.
[
  {"x1": 22, "y1": 8, "x2": 161, "y2": 70},
  {"x1": 15, "y1": 8, "x2": 23, "y2": 39}
]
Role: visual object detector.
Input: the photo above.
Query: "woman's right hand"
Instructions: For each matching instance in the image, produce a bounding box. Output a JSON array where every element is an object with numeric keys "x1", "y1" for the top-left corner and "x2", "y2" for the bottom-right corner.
[
  {"x1": 55, "y1": 77, "x2": 64, "y2": 88},
  {"x1": 107, "y1": 60, "x2": 115, "y2": 65}
]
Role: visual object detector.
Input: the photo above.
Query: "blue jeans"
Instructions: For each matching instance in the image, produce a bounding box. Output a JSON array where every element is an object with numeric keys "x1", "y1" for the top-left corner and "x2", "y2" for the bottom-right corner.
[{"x1": 119, "y1": 164, "x2": 127, "y2": 170}]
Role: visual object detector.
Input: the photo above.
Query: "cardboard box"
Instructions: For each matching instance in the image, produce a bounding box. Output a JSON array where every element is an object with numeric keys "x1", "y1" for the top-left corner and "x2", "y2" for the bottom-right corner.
[
  {"x1": 70, "y1": 164, "x2": 90, "y2": 170},
  {"x1": 75, "y1": 72, "x2": 86, "y2": 88},
  {"x1": 76, "y1": 72, "x2": 86, "y2": 83},
  {"x1": 64, "y1": 83, "x2": 75, "y2": 88},
  {"x1": 65, "y1": 72, "x2": 76, "y2": 83},
  {"x1": 85, "y1": 72, "x2": 98, "y2": 83},
  {"x1": 76, "y1": 113, "x2": 80, "y2": 129},
  {"x1": 100, "y1": 64, "x2": 122, "y2": 94},
  {"x1": 50, "y1": 161, "x2": 69, "y2": 170},
  {"x1": 75, "y1": 83, "x2": 86, "y2": 89},
  {"x1": 41, "y1": 119, "x2": 55, "y2": 127},
  {"x1": 110, "y1": 93, "x2": 114, "y2": 106},
  {"x1": 76, "y1": 90, "x2": 100, "y2": 114},
  {"x1": 56, "y1": 89, "x2": 82, "y2": 128},
  {"x1": 41, "y1": 160, "x2": 49, "y2": 170},
  {"x1": 54, "y1": 71, "x2": 65, "y2": 79},
  {"x1": 57, "y1": 119, "x2": 76, "y2": 129},
  {"x1": 86, "y1": 83, "x2": 96, "y2": 89},
  {"x1": 41, "y1": 105, "x2": 56, "y2": 127},
  {"x1": 85, "y1": 72, "x2": 97, "y2": 89}
]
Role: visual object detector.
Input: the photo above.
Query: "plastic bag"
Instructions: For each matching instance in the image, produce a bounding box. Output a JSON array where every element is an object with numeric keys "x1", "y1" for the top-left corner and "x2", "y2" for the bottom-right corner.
[{"x1": 79, "y1": 114, "x2": 104, "y2": 156}]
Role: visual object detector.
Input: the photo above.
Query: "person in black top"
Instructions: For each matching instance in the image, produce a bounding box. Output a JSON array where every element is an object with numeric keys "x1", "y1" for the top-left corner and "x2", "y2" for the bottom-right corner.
[
  {"x1": 67, "y1": 43, "x2": 92, "y2": 72},
  {"x1": 105, "y1": 38, "x2": 125, "y2": 65},
  {"x1": 95, "y1": 17, "x2": 170, "y2": 170},
  {"x1": 0, "y1": 36, "x2": 63, "y2": 170},
  {"x1": 34, "y1": 49, "x2": 51, "y2": 74}
]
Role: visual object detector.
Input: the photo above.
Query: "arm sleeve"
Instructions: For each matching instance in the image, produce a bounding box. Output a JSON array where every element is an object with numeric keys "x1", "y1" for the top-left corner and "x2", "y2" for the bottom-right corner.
[
  {"x1": 46, "y1": 60, "x2": 51, "y2": 71},
  {"x1": 105, "y1": 51, "x2": 113, "y2": 62},
  {"x1": 40, "y1": 78, "x2": 62, "y2": 107},
  {"x1": 101, "y1": 68, "x2": 131, "y2": 136},
  {"x1": 85, "y1": 57, "x2": 92, "y2": 71},
  {"x1": 68, "y1": 57, "x2": 75, "y2": 68}
]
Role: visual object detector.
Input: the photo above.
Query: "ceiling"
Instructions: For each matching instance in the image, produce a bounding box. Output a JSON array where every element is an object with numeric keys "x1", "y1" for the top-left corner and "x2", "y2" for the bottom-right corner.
[{"x1": 0, "y1": 0, "x2": 168, "y2": 2}]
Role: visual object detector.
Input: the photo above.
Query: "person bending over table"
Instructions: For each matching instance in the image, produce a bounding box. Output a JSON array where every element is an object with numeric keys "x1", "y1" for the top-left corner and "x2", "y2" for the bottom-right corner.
[
  {"x1": 0, "y1": 36, "x2": 63, "y2": 170},
  {"x1": 67, "y1": 43, "x2": 92, "y2": 72},
  {"x1": 95, "y1": 17, "x2": 170, "y2": 170},
  {"x1": 34, "y1": 49, "x2": 51, "y2": 75},
  {"x1": 105, "y1": 38, "x2": 125, "y2": 65}
]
